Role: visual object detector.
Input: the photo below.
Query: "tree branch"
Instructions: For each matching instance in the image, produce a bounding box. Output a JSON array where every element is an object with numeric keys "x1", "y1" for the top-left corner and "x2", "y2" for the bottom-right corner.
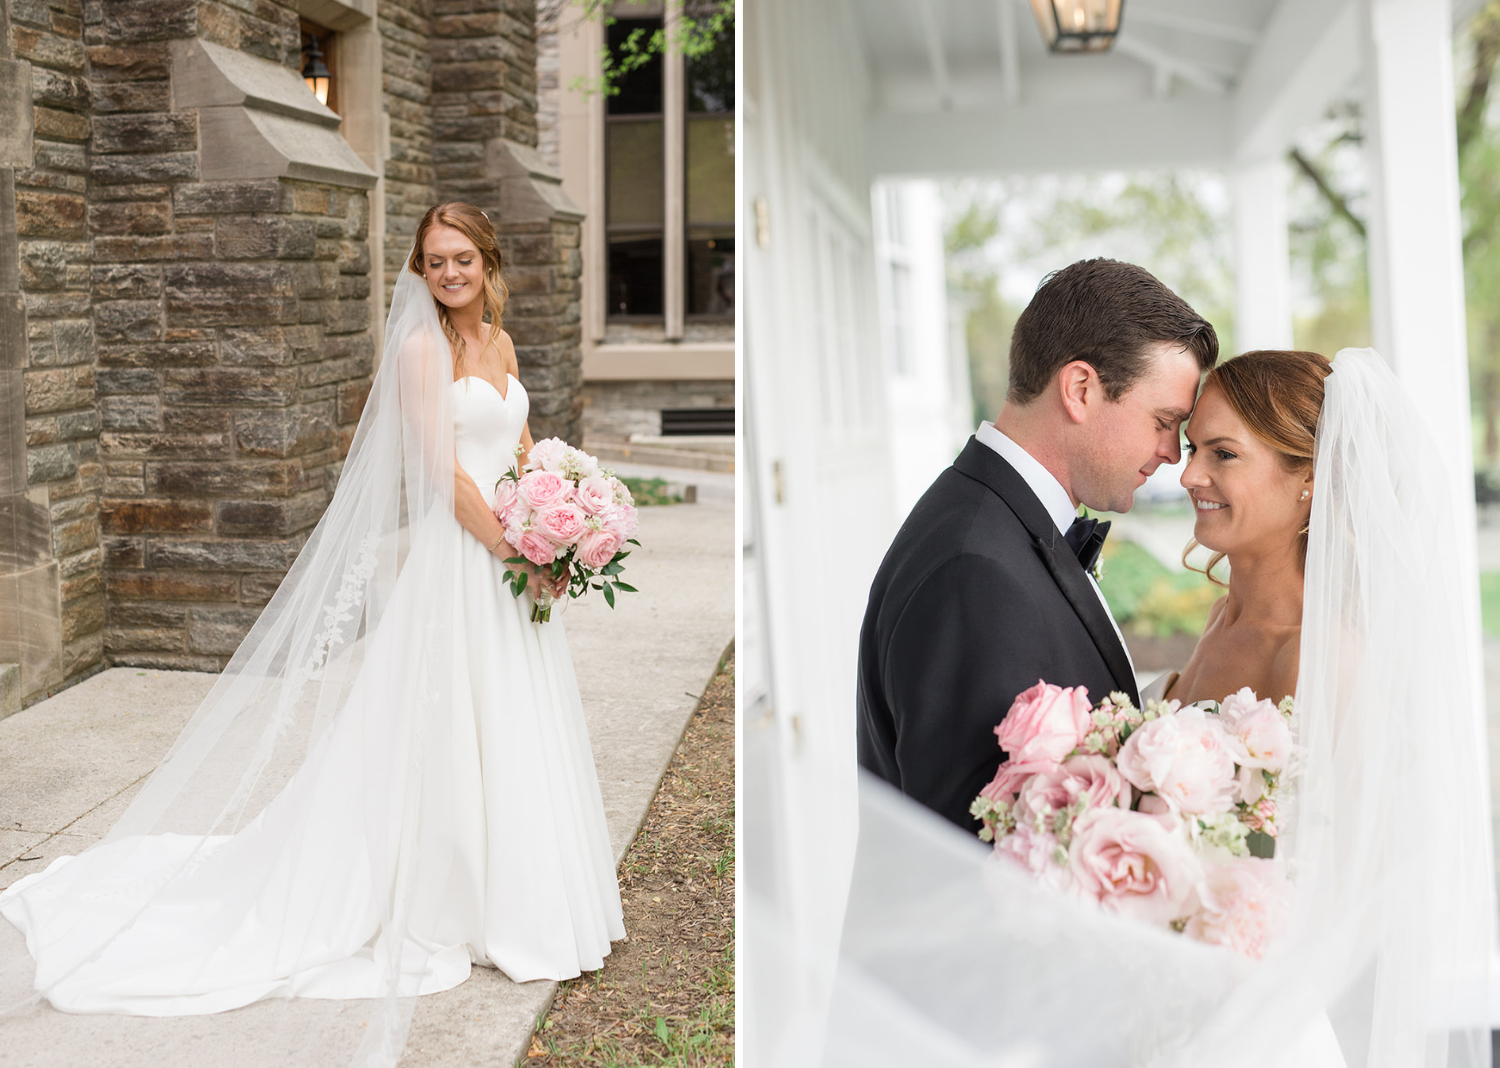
[
  {"x1": 1288, "y1": 147, "x2": 1367, "y2": 238},
  {"x1": 1457, "y1": 1, "x2": 1500, "y2": 158}
]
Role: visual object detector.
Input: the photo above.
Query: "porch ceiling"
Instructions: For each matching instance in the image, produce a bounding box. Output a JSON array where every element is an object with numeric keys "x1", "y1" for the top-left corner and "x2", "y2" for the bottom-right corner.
[{"x1": 857, "y1": 0, "x2": 1484, "y2": 177}]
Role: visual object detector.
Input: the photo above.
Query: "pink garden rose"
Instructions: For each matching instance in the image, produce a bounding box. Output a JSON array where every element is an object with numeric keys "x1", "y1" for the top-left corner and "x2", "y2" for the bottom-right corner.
[
  {"x1": 1013, "y1": 755, "x2": 1130, "y2": 825},
  {"x1": 1185, "y1": 857, "x2": 1292, "y2": 959},
  {"x1": 600, "y1": 502, "x2": 639, "y2": 542},
  {"x1": 1116, "y1": 707, "x2": 1239, "y2": 815},
  {"x1": 1068, "y1": 807, "x2": 1202, "y2": 926},
  {"x1": 1218, "y1": 689, "x2": 1294, "y2": 773},
  {"x1": 577, "y1": 527, "x2": 622, "y2": 571},
  {"x1": 492, "y1": 479, "x2": 519, "y2": 523},
  {"x1": 519, "y1": 469, "x2": 569, "y2": 509},
  {"x1": 995, "y1": 681, "x2": 1092, "y2": 765},
  {"x1": 516, "y1": 528, "x2": 558, "y2": 567},
  {"x1": 979, "y1": 758, "x2": 1060, "y2": 803},
  {"x1": 527, "y1": 437, "x2": 571, "y2": 474},
  {"x1": 995, "y1": 822, "x2": 1075, "y2": 894},
  {"x1": 574, "y1": 475, "x2": 615, "y2": 515},
  {"x1": 535, "y1": 502, "x2": 587, "y2": 546}
]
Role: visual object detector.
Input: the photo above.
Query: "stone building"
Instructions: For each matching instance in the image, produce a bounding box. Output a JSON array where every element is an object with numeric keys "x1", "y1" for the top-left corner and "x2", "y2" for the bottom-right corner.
[
  {"x1": 0, "y1": 0, "x2": 584, "y2": 708},
  {"x1": 539, "y1": 0, "x2": 734, "y2": 466}
]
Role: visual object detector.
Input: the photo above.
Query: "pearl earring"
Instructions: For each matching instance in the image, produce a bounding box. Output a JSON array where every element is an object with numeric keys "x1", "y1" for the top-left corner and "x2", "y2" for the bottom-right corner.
[{"x1": 1300, "y1": 490, "x2": 1310, "y2": 500}]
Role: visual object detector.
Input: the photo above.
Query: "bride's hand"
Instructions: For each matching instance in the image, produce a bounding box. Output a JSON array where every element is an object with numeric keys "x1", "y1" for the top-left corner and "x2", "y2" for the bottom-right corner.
[{"x1": 490, "y1": 538, "x2": 568, "y2": 599}]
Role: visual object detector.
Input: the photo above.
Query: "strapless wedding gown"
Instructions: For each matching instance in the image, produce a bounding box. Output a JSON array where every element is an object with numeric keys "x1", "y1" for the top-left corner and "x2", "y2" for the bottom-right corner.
[
  {"x1": 1139, "y1": 671, "x2": 1346, "y2": 1068},
  {"x1": 0, "y1": 371, "x2": 624, "y2": 1013}
]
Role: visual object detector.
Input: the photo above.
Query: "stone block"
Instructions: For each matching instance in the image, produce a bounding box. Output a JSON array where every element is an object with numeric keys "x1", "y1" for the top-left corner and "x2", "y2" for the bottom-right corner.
[
  {"x1": 33, "y1": 106, "x2": 91, "y2": 142},
  {"x1": 30, "y1": 65, "x2": 87, "y2": 111},
  {"x1": 92, "y1": 113, "x2": 198, "y2": 155},
  {"x1": 160, "y1": 407, "x2": 230, "y2": 434},
  {"x1": 91, "y1": 264, "x2": 163, "y2": 300},
  {"x1": 0, "y1": 663, "x2": 20, "y2": 718},
  {"x1": 12, "y1": 28, "x2": 85, "y2": 74},
  {"x1": 100, "y1": 498, "x2": 213, "y2": 533},
  {"x1": 107, "y1": 570, "x2": 238, "y2": 601},
  {"x1": 103, "y1": 625, "x2": 186, "y2": 652},
  {"x1": 148, "y1": 537, "x2": 301, "y2": 572},
  {"x1": 109, "y1": 650, "x2": 227, "y2": 671},
  {"x1": 101, "y1": 1, "x2": 197, "y2": 44},
  {"x1": 234, "y1": 403, "x2": 336, "y2": 458},
  {"x1": 53, "y1": 515, "x2": 98, "y2": 556},
  {"x1": 93, "y1": 299, "x2": 161, "y2": 342},
  {"x1": 163, "y1": 262, "x2": 297, "y2": 327},
  {"x1": 102, "y1": 534, "x2": 144, "y2": 568},
  {"x1": 18, "y1": 240, "x2": 67, "y2": 291},
  {"x1": 147, "y1": 459, "x2": 302, "y2": 498},
  {"x1": 96, "y1": 340, "x2": 216, "y2": 368},
  {"x1": 0, "y1": 561, "x2": 62, "y2": 697},
  {"x1": 89, "y1": 79, "x2": 171, "y2": 114},
  {"x1": 93, "y1": 232, "x2": 213, "y2": 261},
  {"x1": 95, "y1": 367, "x2": 160, "y2": 393},
  {"x1": 24, "y1": 365, "x2": 93, "y2": 414},
  {"x1": 86, "y1": 42, "x2": 171, "y2": 82},
  {"x1": 161, "y1": 367, "x2": 298, "y2": 408},
  {"x1": 107, "y1": 601, "x2": 188, "y2": 628},
  {"x1": 89, "y1": 151, "x2": 198, "y2": 185},
  {"x1": 238, "y1": 572, "x2": 283, "y2": 605},
  {"x1": 215, "y1": 215, "x2": 316, "y2": 260},
  {"x1": 99, "y1": 430, "x2": 230, "y2": 459},
  {"x1": 88, "y1": 199, "x2": 172, "y2": 235},
  {"x1": 59, "y1": 567, "x2": 105, "y2": 602},
  {"x1": 99, "y1": 394, "x2": 160, "y2": 430},
  {"x1": 173, "y1": 179, "x2": 289, "y2": 215},
  {"x1": 337, "y1": 378, "x2": 371, "y2": 425},
  {"x1": 15, "y1": 189, "x2": 85, "y2": 239},
  {"x1": 215, "y1": 491, "x2": 327, "y2": 536},
  {"x1": 57, "y1": 408, "x2": 99, "y2": 440},
  {"x1": 0, "y1": 495, "x2": 53, "y2": 570},
  {"x1": 59, "y1": 592, "x2": 104, "y2": 641}
]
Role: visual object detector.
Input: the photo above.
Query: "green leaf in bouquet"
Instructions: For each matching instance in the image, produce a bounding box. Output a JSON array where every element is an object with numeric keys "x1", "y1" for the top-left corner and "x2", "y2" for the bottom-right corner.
[
  {"x1": 602, "y1": 563, "x2": 623, "y2": 576},
  {"x1": 627, "y1": 538, "x2": 640, "y2": 546},
  {"x1": 603, "y1": 584, "x2": 616, "y2": 608},
  {"x1": 503, "y1": 556, "x2": 525, "y2": 565},
  {"x1": 515, "y1": 571, "x2": 528, "y2": 593}
]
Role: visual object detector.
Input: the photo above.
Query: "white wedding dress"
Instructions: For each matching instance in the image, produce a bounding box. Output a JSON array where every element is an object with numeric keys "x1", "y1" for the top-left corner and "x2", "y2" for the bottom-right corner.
[{"x1": 0, "y1": 369, "x2": 624, "y2": 1015}]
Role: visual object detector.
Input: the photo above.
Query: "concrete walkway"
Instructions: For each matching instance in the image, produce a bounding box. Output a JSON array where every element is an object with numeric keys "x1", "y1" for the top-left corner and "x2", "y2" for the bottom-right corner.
[{"x1": 0, "y1": 498, "x2": 732, "y2": 1068}]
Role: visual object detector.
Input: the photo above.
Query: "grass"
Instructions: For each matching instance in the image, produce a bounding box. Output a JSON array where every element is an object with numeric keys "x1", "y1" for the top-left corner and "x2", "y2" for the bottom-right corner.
[
  {"x1": 526, "y1": 650, "x2": 735, "y2": 1067},
  {"x1": 1096, "y1": 538, "x2": 1221, "y2": 638},
  {"x1": 619, "y1": 477, "x2": 682, "y2": 507},
  {"x1": 1481, "y1": 572, "x2": 1500, "y2": 636}
]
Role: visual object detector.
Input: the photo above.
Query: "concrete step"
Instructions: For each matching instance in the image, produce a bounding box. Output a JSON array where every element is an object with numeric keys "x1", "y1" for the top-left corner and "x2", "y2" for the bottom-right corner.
[{"x1": 590, "y1": 440, "x2": 734, "y2": 474}]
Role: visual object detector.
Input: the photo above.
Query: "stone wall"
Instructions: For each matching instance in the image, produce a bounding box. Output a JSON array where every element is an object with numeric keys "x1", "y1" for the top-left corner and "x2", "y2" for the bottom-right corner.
[
  {"x1": 10, "y1": 0, "x2": 97, "y2": 701},
  {"x1": 581, "y1": 379, "x2": 736, "y2": 444},
  {"x1": 378, "y1": 0, "x2": 435, "y2": 306},
  {"x1": 430, "y1": 0, "x2": 582, "y2": 444},
  {"x1": 2, "y1": 0, "x2": 575, "y2": 701}
]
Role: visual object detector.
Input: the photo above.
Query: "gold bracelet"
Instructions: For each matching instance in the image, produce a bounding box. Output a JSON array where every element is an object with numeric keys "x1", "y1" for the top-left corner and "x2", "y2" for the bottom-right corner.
[{"x1": 488, "y1": 534, "x2": 505, "y2": 552}]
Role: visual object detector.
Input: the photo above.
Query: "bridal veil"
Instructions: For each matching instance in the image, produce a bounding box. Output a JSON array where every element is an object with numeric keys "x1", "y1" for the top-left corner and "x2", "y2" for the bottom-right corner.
[
  {"x1": 0, "y1": 261, "x2": 467, "y2": 1066},
  {"x1": 793, "y1": 348, "x2": 1495, "y2": 1067}
]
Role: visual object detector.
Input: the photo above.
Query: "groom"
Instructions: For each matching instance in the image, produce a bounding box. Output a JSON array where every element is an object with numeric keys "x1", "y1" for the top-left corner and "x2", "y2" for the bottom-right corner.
[{"x1": 856, "y1": 259, "x2": 1218, "y2": 832}]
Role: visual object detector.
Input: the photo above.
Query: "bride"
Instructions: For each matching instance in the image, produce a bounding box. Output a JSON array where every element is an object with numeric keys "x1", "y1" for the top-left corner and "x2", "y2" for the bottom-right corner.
[
  {"x1": 818, "y1": 348, "x2": 1493, "y2": 1068},
  {"x1": 0, "y1": 203, "x2": 624, "y2": 1063}
]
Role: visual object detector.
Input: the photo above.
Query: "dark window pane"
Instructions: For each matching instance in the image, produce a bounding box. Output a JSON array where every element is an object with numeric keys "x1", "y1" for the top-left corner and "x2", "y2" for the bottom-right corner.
[
  {"x1": 687, "y1": 114, "x2": 732, "y2": 227},
  {"x1": 686, "y1": 5, "x2": 733, "y2": 113},
  {"x1": 608, "y1": 118, "x2": 664, "y2": 227},
  {"x1": 687, "y1": 235, "x2": 733, "y2": 318},
  {"x1": 609, "y1": 238, "x2": 664, "y2": 317},
  {"x1": 607, "y1": 17, "x2": 664, "y2": 115}
]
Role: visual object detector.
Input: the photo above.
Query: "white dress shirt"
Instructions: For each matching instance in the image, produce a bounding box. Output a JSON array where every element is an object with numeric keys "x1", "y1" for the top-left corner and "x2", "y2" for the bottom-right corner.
[{"x1": 974, "y1": 422, "x2": 1135, "y2": 674}]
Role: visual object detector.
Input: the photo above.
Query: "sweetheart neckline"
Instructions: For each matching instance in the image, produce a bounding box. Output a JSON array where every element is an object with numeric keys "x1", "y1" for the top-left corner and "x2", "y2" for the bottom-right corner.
[{"x1": 454, "y1": 373, "x2": 520, "y2": 403}]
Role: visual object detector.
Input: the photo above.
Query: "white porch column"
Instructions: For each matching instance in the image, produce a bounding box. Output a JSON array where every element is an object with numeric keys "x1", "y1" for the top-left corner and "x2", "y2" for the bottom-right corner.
[
  {"x1": 1359, "y1": 0, "x2": 1484, "y2": 702},
  {"x1": 1230, "y1": 160, "x2": 1294, "y2": 353}
]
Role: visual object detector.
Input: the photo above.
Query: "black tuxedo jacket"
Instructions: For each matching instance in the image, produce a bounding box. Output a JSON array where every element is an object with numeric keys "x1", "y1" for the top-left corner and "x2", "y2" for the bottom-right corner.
[{"x1": 856, "y1": 436, "x2": 1140, "y2": 832}]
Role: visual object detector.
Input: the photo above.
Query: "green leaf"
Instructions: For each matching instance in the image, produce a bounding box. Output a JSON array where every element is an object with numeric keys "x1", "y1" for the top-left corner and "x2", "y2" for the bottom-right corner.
[
  {"x1": 612, "y1": 581, "x2": 637, "y2": 593},
  {"x1": 601, "y1": 563, "x2": 623, "y2": 576},
  {"x1": 603, "y1": 584, "x2": 615, "y2": 609},
  {"x1": 502, "y1": 556, "x2": 525, "y2": 565},
  {"x1": 516, "y1": 571, "x2": 528, "y2": 593},
  {"x1": 627, "y1": 538, "x2": 640, "y2": 546}
]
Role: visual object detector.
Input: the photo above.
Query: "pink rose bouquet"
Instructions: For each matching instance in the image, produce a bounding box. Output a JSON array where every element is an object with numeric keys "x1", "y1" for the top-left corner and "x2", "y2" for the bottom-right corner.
[
  {"x1": 970, "y1": 682, "x2": 1299, "y2": 958},
  {"x1": 492, "y1": 437, "x2": 639, "y2": 622}
]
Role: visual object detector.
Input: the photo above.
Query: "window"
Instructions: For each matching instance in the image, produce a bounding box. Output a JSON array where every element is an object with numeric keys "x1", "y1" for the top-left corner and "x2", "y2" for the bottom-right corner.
[
  {"x1": 602, "y1": 1, "x2": 735, "y2": 331},
  {"x1": 300, "y1": 19, "x2": 339, "y2": 115}
]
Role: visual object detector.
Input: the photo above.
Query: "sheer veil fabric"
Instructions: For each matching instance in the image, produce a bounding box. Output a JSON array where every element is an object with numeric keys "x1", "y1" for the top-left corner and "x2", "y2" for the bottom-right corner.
[
  {"x1": 813, "y1": 349, "x2": 1494, "y2": 1067},
  {"x1": 0, "y1": 260, "x2": 479, "y2": 1066}
]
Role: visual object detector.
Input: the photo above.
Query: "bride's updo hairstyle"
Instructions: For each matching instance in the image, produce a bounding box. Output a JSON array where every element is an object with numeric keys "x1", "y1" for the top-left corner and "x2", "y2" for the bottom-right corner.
[
  {"x1": 1186, "y1": 349, "x2": 1334, "y2": 584},
  {"x1": 408, "y1": 202, "x2": 510, "y2": 376}
]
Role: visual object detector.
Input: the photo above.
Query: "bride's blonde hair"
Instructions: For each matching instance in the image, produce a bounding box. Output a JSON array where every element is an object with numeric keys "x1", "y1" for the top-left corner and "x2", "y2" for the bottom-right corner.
[
  {"x1": 408, "y1": 202, "x2": 510, "y2": 378},
  {"x1": 1184, "y1": 349, "x2": 1334, "y2": 586}
]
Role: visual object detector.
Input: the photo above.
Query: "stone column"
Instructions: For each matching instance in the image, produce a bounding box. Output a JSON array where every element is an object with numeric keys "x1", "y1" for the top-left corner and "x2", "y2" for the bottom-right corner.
[
  {"x1": 1230, "y1": 159, "x2": 1293, "y2": 353},
  {"x1": 89, "y1": 2, "x2": 377, "y2": 670},
  {"x1": 432, "y1": 0, "x2": 584, "y2": 444}
]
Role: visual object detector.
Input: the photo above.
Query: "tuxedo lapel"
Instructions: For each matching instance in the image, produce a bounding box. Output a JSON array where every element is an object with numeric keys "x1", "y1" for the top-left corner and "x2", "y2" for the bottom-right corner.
[{"x1": 952, "y1": 437, "x2": 1140, "y2": 704}]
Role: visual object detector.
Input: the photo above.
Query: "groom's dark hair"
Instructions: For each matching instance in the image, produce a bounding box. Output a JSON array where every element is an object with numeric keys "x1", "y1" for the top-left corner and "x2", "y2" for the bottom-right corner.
[{"x1": 1008, "y1": 259, "x2": 1218, "y2": 404}]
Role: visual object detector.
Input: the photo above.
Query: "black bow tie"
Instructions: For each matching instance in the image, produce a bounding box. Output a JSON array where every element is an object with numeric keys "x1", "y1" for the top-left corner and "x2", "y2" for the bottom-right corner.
[{"x1": 1065, "y1": 516, "x2": 1110, "y2": 575}]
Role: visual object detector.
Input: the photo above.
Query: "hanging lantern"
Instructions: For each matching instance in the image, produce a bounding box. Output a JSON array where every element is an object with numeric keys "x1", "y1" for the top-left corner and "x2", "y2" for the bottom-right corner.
[
  {"x1": 302, "y1": 33, "x2": 332, "y2": 105},
  {"x1": 1028, "y1": 0, "x2": 1125, "y2": 53}
]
